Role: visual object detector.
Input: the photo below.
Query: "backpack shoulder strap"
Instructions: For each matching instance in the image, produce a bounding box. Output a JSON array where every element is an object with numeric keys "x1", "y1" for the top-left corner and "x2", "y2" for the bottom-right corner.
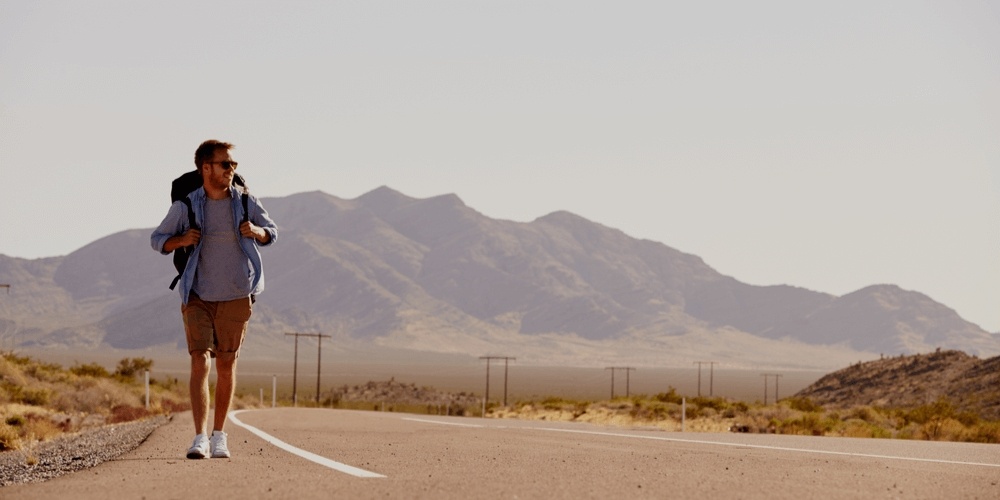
[
  {"x1": 181, "y1": 196, "x2": 198, "y2": 230},
  {"x1": 241, "y1": 190, "x2": 250, "y2": 224},
  {"x1": 169, "y1": 196, "x2": 198, "y2": 291}
]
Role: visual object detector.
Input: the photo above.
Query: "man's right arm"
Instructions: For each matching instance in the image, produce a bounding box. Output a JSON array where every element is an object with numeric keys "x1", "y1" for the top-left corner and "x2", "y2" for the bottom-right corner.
[
  {"x1": 151, "y1": 201, "x2": 195, "y2": 254},
  {"x1": 162, "y1": 229, "x2": 201, "y2": 253}
]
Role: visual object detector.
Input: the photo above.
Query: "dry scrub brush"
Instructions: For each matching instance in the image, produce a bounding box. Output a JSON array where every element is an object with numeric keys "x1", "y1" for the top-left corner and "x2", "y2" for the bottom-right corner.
[
  {"x1": 0, "y1": 352, "x2": 190, "y2": 452},
  {"x1": 489, "y1": 390, "x2": 1000, "y2": 444}
]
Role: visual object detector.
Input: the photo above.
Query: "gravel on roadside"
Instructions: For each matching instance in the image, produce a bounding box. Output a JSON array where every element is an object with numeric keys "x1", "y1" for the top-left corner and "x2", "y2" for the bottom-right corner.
[{"x1": 0, "y1": 415, "x2": 170, "y2": 487}]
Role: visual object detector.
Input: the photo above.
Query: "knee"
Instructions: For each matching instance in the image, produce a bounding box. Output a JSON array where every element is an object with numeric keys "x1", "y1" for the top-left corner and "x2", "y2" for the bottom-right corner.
[
  {"x1": 216, "y1": 357, "x2": 237, "y2": 376},
  {"x1": 190, "y1": 350, "x2": 211, "y2": 373}
]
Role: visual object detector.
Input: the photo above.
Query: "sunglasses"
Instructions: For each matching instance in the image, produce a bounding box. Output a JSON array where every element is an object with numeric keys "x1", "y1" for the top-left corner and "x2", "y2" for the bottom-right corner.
[{"x1": 206, "y1": 161, "x2": 238, "y2": 170}]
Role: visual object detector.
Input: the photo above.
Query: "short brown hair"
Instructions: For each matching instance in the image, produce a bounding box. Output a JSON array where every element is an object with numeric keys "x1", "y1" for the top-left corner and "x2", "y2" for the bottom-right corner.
[{"x1": 194, "y1": 140, "x2": 234, "y2": 170}]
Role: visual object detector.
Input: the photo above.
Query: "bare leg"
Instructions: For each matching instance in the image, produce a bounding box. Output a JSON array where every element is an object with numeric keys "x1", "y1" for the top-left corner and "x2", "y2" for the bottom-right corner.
[
  {"x1": 213, "y1": 356, "x2": 238, "y2": 432},
  {"x1": 190, "y1": 350, "x2": 211, "y2": 435}
]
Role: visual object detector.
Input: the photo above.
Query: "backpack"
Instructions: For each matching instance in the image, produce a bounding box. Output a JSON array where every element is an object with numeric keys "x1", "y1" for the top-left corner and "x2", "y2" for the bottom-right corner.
[{"x1": 168, "y1": 171, "x2": 250, "y2": 290}]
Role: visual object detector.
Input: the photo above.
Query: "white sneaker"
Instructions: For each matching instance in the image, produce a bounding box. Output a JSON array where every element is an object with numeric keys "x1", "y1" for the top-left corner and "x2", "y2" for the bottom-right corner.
[
  {"x1": 210, "y1": 430, "x2": 230, "y2": 458},
  {"x1": 186, "y1": 434, "x2": 210, "y2": 459}
]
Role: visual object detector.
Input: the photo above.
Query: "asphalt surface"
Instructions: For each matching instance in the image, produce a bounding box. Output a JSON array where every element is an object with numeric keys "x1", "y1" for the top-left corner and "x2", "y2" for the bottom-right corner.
[{"x1": 5, "y1": 408, "x2": 1000, "y2": 499}]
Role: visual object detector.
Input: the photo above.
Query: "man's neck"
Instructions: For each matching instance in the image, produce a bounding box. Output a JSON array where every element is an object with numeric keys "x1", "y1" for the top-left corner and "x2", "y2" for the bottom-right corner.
[{"x1": 204, "y1": 183, "x2": 231, "y2": 200}]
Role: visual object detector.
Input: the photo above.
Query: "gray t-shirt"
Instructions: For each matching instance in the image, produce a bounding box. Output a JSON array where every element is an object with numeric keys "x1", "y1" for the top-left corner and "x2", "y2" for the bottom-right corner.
[{"x1": 192, "y1": 197, "x2": 253, "y2": 301}]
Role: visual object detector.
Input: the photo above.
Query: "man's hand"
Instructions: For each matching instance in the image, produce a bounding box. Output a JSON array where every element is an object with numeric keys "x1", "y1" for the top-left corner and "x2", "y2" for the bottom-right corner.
[
  {"x1": 240, "y1": 221, "x2": 270, "y2": 244},
  {"x1": 163, "y1": 228, "x2": 201, "y2": 253}
]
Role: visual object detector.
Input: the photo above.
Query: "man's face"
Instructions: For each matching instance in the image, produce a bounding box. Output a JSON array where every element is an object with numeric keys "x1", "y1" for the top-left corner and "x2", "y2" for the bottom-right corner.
[{"x1": 201, "y1": 149, "x2": 237, "y2": 190}]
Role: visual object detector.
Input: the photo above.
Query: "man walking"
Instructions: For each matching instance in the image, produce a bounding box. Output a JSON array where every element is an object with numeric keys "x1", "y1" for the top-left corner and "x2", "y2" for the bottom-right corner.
[{"x1": 151, "y1": 140, "x2": 277, "y2": 459}]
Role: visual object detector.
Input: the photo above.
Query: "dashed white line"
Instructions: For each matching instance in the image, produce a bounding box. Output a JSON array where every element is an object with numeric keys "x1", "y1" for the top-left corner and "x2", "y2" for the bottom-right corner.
[{"x1": 229, "y1": 410, "x2": 385, "y2": 478}]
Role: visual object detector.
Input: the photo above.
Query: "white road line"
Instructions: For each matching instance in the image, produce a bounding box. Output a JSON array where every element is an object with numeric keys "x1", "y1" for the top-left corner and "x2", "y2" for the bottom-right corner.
[
  {"x1": 401, "y1": 417, "x2": 486, "y2": 428},
  {"x1": 406, "y1": 417, "x2": 1000, "y2": 469},
  {"x1": 228, "y1": 410, "x2": 386, "y2": 478},
  {"x1": 529, "y1": 427, "x2": 1000, "y2": 469}
]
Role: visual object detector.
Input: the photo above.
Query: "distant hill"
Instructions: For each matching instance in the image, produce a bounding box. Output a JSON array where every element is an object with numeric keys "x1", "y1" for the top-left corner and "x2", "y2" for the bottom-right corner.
[
  {"x1": 794, "y1": 350, "x2": 1000, "y2": 420},
  {"x1": 0, "y1": 187, "x2": 996, "y2": 369}
]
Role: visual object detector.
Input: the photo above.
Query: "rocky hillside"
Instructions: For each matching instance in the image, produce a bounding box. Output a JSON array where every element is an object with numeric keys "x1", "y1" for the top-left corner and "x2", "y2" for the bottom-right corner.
[
  {"x1": 794, "y1": 350, "x2": 1000, "y2": 419},
  {"x1": 329, "y1": 379, "x2": 481, "y2": 415}
]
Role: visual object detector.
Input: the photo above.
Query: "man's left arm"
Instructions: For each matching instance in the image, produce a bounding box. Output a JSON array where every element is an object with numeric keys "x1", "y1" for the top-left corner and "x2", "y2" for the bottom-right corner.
[{"x1": 239, "y1": 197, "x2": 277, "y2": 246}]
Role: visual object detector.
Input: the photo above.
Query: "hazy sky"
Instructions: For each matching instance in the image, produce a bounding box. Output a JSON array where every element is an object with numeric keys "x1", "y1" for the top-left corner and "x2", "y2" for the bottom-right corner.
[{"x1": 2, "y1": 1, "x2": 997, "y2": 332}]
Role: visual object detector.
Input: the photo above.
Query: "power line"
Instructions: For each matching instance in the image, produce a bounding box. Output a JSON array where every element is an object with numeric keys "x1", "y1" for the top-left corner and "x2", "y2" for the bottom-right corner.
[
  {"x1": 604, "y1": 367, "x2": 636, "y2": 398},
  {"x1": 693, "y1": 361, "x2": 717, "y2": 397},
  {"x1": 760, "y1": 373, "x2": 783, "y2": 405},
  {"x1": 285, "y1": 333, "x2": 331, "y2": 406},
  {"x1": 479, "y1": 356, "x2": 516, "y2": 407}
]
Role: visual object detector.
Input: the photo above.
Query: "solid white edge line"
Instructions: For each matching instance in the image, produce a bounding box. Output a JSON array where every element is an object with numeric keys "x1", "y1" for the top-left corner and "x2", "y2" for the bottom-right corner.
[
  {"x1": 228, "y1": 410, "x2": 386, "y2": 478},
  {"x1": 404, "y1": 417, "x2": 999, "y2": 469},
  {"x1": 527, "y1": 427, "x2": 1000, "y2": 468}
]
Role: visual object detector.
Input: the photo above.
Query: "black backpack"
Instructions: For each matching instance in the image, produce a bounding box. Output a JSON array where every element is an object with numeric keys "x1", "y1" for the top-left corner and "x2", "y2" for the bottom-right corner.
[{"x1": 168, "y1": 171, "x2": 250, "y2": 290}]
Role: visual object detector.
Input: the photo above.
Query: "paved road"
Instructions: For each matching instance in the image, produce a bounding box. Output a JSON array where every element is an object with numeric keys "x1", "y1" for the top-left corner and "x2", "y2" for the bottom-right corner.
[{"x1": 7, "y1": 408, "x2": 1000, "y2": 499}]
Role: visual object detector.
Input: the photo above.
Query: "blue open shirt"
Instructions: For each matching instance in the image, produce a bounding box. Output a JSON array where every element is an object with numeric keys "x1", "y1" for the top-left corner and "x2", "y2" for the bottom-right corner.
[{"x1": 151, "y1": 186, "x2": 277, "y2": 304}]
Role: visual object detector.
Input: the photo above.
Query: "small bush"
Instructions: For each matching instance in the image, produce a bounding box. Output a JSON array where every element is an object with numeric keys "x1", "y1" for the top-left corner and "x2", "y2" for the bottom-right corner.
[
  {"x1": 113, "y1": 357, "x2": 154, "y2": 381},
  {"x1": 18, "y1": 387, "x2": 53, "y2": 406},
  {"x1": 653, "y1": 388, "x2": 682, "y2": 405},
  {"x1": 71, "y1": 362, "x2": 111, "y2": 378},
  {"x1": 922, "y1": 417, "x2": 965, "y2": 441},
  {"x1": 0, "y1": 423, "x2": 21, "y2": 451},
  {"x1": 53, "y1": 378, "x2": 141, "y2": 414},
  {"x1": 965, "y1": 421, "x2": 1000, "y2": 444},
  {"x1": 23, "y1": 415, "x2": 62, "y2": 442},
  {"x1": 906, "y1": 397, "x2": 955, "y2": 425},
  {"x1": 25, "y1": 361, "x2": 69, "y2": 383},
  {"x1": 956, "y1": 410, "x2": 980, "y2": 427},
  {"x1": 0, "y1": 357, "x2": 28, "y2": 388},
  {"x1": 684, "y1": 404, "x2": 698, "y2": 420},
  {"x1": 541, "y1": 396, "x2": 575, "y2": 411},
  {"x1": 691, "y1": 396, "x2": 728, "y2": 412},
  {"x1": 2, "y1": 352, "x2": 32, "y2": 366},
  {"x1": 780, "y1": 412, "x2": 837, "y2": 436},
  {"x1": 785, "y1": 397, "x2": 823, "y2": 413},
  {"x1": 849, "y1": 406, "x2": 873, "y2": 422},
  {"x1": 840, "y1": 419, "x2": 893, "y2": 439},
  {"x1": 643, "y1": 402, "x2": 672, "y2": 420}
]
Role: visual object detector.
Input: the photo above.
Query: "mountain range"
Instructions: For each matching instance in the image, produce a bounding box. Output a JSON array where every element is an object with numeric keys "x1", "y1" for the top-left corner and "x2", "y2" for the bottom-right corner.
[{"x1": 0, "y1": 187, "x2": 995, "y2": 370}]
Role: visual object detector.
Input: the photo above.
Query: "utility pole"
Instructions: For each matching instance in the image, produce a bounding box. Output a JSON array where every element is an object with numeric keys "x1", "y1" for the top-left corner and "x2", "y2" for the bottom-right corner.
[
  {"x1": 760, "y1": 373, "x2": 783, "y2": 405},
  {"x1": 479, "y1": 356, "x2": 516, "y2": 407},
  {"x1": 1, "y1": 285, "x2": 11, "y2": 351},
  {"x1": 605, "y1": 367, "x2": 636, "y2": 398},
  {"x1": 693, "y1": 361, "x2": 716, "y2": 397},
  {"x1": 285, "y1": 333, "x2": 331, "y2": 406},
  {"x1": 316, "y1": 335, "x2": 324, "y2": 403}
]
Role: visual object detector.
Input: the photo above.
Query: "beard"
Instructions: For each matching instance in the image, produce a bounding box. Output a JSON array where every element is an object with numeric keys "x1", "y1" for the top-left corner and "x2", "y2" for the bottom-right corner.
[{"x1": 206, "y1": 173, "x2": 234, "y2": 191}]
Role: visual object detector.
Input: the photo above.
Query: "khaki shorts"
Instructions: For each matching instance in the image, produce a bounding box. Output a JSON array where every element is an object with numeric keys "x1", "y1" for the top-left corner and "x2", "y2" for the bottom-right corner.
[{"x1": 181, "y1": 293, "x2": 252, "y2": 361}]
